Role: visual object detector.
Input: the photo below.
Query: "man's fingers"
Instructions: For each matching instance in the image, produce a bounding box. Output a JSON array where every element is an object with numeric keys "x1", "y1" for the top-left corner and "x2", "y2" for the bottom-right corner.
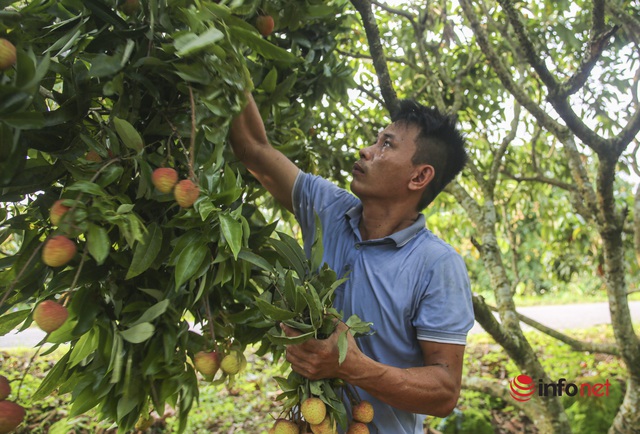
[{"x1": 280, "y1": 322, "x2": 302, "y2": 337}]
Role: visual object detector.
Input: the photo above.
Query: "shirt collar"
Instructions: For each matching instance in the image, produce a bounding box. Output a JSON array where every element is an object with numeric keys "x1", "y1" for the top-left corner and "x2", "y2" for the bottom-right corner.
[{"x1": 345, "y1": 204, "x2": 425, "y2": 248}]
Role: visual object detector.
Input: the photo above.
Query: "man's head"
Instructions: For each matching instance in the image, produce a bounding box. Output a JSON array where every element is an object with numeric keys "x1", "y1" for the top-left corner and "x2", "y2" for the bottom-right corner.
[{"x1": 391, "y1": 99, "x2": 468, "y2": 210}]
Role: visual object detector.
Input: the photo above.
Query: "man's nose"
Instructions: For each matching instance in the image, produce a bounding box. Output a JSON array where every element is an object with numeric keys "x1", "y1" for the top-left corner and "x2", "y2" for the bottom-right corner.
[{"x1": 359, "y1": 145, "x2": 372, "y2": 160}]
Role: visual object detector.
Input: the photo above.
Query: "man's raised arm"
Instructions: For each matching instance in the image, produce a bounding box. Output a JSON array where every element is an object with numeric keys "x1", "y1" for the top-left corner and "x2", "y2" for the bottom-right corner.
[{"x1": 229, "y1": 93, "x2": 299, "y2": 212}]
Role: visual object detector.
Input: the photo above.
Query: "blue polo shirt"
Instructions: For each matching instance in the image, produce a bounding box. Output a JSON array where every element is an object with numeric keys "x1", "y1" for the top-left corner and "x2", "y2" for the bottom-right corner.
[{"x1": 292, "y1": 171, "x2": 474, "y2": 434}]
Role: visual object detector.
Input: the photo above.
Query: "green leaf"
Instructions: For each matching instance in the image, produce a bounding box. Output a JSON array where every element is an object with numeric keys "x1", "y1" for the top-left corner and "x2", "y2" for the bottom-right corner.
[
  {"x1": 219, "y1": 213, "x2": 242, "y2": 260},
  {"x1": 0, "y1": 309, "x2": 29, "y2": 336},
  {"x1": 337, "y1": 330, "x2": 348, "y2": 365},
  {"x1": 271, "y1": 232, "x2": 308, "y2": 278},
  {"x1": 67, "y1": 180, "x2": 107, "y2": 197},
  {"x1": 174, "y1": 27, "x2": 224, "y2": 56},
  {"x1": 174, "y1": 242, "x2": 208, "y2": 288},
  {"x1": 130, "y1": 299, "x2": 170, "y2": 326},
  {"x1": 119, "y1": 322, "x2": 155, "y2": 343},
  {"x1": 310, "y1": 213, "x2": 324, "y2": 271},
  {"x1": 113, "y1": 117, "x2": 143, "y2": 152},
  {"x1": 254, "y1": 297, "x2": 297, "y2": 321},
  {"x1": 32, "y1": 352, "x2": 70, "y2": 401},
  {"x1": 126, "y1": 222, "x2": 162, "y2": 279},
  {"x1": 267, "y1": 328, "x2": 316, "y2": 345},
  {"x1": 87, "y1": 224, "x2": 110, "y2": 265},
  {"x1": 237, "y1": 248, "x2": 273, "y2": 272},
  {"x1": 69, "y1": 328, "x2": 98, "y2": 368},
  {"x1": 230, "y1": 26, "x2": 299, "y2": 63},
  {"x1": 259, "y1": 67, "x2": 278, "y2": 93}
]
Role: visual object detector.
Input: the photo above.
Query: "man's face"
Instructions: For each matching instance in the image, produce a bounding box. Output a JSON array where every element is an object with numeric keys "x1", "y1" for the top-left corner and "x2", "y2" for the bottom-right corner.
[{"x1": 351, "y1": 121, "x2": 423, "y2": 203}]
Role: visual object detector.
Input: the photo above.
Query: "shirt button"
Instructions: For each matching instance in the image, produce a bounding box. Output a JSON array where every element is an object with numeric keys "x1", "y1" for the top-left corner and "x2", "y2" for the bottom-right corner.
[
  {"x1": 355, "y1": 244, "x2": 361, "y2": 250},
  {"x1": 345, "y1": 264, "x2": 352, "y2": 271}
]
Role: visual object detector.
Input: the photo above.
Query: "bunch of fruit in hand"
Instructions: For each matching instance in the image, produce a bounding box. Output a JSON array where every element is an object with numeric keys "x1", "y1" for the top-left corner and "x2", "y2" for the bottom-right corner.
[{"x1": 254, "y1": 222, "x2": 377, "y2": 433}]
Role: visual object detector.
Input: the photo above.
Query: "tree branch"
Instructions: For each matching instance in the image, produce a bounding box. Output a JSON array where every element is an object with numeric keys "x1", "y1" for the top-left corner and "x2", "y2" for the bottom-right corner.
[
  {"x1": 501, "y1": 170, "x2": 576, "y2": 192},
  {"x1": 495, "y1": 0, "x2": 557, "y2": 90},
  {"x1": 350, "y1": 0, "x2": 399, "y2": 114},
  {"x1": 458, "y1": 0, "x2": 567, "y2": 138},
  {"x1": 558, "y1": 25, "x2": 620, "y2": 98},
  {"x1": 488, "y1": 103, "x2": 520, "y2": 191},
  {"x1": 335, "y1": 48, "x2": 409, "y2": 65},
  {"x1": 486, "y1": 304, "x2": 620, "y2": 356}
]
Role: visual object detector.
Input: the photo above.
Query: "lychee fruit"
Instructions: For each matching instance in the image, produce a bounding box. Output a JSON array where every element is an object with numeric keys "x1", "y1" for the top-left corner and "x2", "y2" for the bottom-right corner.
[
  {"x1": 0, "y1": 400, "x2": 25, "y2": 433},
  {"x1": 0, "y1": 376, "x2": 10, "y2": 401},
  {"x1": 173, "y1": 179, "x2": 199, "y2": 208},
  {"x1": 42, "y1": 235, "x2": 76, "y2": 267},
  {"x1": 119, "y1": 0, "x2": 141, "y2": 16},
  {"x1": 194, "y1": 350, "x2": 220, "y2": 377},
  {"x1": 273, "y1": 418, "x2": 299, "y2": 434},
  {"x1": 310, "y1": 415, "x2": 336, "y2": 434},
  {"x1": 352, "y1": 400, "x2": 374, "y2": 423},
  {"x1": 220, "y1": 350, "x2": 246, "y2": 375},
  {"x1": 33, "y1": 300, "x2": 69, "y2": 333},
  {"x1": 256, "y1": 15, "x2": 275, "y2": 37},
  {"x1": 49, "y1": 200, "x2": 71, "y2": 226},
  {"x1": 84, "y1": 150, "x2": 103, "y2": 162},
  {"x1": 0, "y1": 39, "x2": 16, "y2": 71},
  {"x1": 346, "y1": 422, "x2": 369, "y2": 434},
  {"x1": 151, "y1": 168, "x2": 178, "y2": 194},
  {"x1": 301, "y1": 397, "x2": 326, "y2": 425}
]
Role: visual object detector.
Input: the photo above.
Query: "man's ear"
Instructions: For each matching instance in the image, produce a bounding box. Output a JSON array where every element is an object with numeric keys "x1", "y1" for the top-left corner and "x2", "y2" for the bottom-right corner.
[{"x1": 409, "y1": 164, "x2": 435, "y2": 191}]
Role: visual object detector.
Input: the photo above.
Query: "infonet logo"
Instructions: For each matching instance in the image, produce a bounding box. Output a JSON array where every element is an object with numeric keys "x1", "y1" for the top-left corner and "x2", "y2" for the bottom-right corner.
[{"x1": 509, "y1": 374, "x2": 611, "y2": 402}]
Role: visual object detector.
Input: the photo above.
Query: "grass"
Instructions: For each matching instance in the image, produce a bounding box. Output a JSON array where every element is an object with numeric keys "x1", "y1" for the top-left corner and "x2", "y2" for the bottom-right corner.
[{"x1": 1, "y1": 324, "x2": 635, "y2": 434}]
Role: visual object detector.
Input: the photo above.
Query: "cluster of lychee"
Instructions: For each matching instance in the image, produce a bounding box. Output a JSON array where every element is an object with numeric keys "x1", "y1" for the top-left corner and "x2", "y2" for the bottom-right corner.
[
  {"x1": 0, "y1": 375, "x2": 25, "y2": 434},
  {"x1": 269, "y1": 398, "x2": 374, "y2": 434},
  {"x1": 193, "y1": 349, "x2": 247, "y2": 379},
  {"x1": 151, "y1": 167, "x2": 200, "y2": 208}
]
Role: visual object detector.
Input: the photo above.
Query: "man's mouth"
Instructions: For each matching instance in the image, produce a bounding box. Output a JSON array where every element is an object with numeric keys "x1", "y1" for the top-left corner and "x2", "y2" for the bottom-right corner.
[{"x1": 352, "y1": 162, "x2": 365, "y2": 175}]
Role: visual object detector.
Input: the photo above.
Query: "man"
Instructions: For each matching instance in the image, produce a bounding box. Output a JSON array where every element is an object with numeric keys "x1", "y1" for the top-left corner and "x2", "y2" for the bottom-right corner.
[{"x1": 230, "y1": 93, "x2": 474, "y2": 433}]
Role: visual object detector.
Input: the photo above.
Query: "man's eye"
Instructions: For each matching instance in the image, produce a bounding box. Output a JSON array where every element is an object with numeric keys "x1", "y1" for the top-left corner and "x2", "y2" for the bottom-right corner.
[{"x1": 382, "y1": 141, "x2": 391, "y2": 148}]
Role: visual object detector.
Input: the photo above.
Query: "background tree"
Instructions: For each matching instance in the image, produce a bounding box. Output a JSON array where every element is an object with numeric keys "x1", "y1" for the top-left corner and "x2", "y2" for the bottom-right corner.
[{"x1": 306, "y1": 0, "x2": 638, "y2": 433}]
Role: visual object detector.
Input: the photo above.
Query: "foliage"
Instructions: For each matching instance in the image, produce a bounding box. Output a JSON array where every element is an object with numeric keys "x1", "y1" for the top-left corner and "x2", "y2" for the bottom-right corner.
[{"x1": 0, "y1": 0, "x2": 362, "y2": 432}]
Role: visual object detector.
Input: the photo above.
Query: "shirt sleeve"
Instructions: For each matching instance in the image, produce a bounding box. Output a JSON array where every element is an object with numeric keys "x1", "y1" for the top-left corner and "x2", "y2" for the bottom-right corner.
[
  {"x1": 292, "y1": 171, "x2": 357, "y2": 257},
  {"x1": 413, "y1": 251, "x2": 475, "y2": 345}
]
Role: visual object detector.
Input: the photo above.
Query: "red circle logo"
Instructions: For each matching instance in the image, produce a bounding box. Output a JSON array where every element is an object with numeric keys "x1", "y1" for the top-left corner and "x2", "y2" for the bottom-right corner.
[{"x1": 509, "y1": 374, "x2": 535, "y2": 402}]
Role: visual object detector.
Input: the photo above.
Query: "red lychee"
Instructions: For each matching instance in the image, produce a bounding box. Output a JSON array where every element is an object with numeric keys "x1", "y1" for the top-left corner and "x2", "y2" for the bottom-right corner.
[
  {"x1": 0, "y1": 400, "x2": 25, "y2": 433},
  {"x1": 151, "y1": 168, "x2": 178, "y2": 194},
  {"x1": 346, "y1": 422, "x2": 369, "y2": 434},
  {"x1": 42, "y1": 235, "x2": 76, "y2": 267},
  {"x1": 49, "y1": 200, "x2": 71, "y2": 226},
  {"x1": 85, "y1": 150, "x2": 103, "y2": 162},
  {"x1": 173, "y1": 179, "x2": 199, "y2": 208},
  {"x1": 352, "y1": 400, "x2": 374, "y2": 423},
  {"x1": 0, "y1": 39, "x2": 16, "y2": 71},
  {"x1": 33, "y1": 300, "x2": 69, "y2": 333},
  {"x1": 194, "y1": 351, "x2": 220, "y2": 377},
  {"x1": 0, "y1": 376, "x2": 10, "y2": 401},
  {"x1": 301, "y1": 397, "x2": 326, "y2": 425},
  {"x1": 256, "y1": 15, "x2": 275, "y2": 37}
]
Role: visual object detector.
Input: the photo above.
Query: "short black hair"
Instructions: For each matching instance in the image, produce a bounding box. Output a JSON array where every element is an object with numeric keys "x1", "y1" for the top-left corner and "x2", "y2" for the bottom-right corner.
[{"x1": 391, "y1": 99, "x2": 468, "y2": 210}]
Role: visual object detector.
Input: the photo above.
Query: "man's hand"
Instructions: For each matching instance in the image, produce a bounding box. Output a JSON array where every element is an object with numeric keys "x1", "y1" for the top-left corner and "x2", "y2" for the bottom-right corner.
[{"x1": 281, "y1": 321, "x2": 363, "y2": 381}]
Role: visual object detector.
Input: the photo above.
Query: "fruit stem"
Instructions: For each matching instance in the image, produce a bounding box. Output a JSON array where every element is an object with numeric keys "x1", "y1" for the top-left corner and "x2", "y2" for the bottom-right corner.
[
  {"x1": 61, "y1": 248, "x2": 90, "y2": 307},
  {"x1": 16, "y1": 345, "x2": 42, "y2": 402},
  {"x1": 203, "y1": 293, "x2": 218, "y2": 351},
  {"x1": 187, "y1": 85, "x2": 197, "y2": 181}
]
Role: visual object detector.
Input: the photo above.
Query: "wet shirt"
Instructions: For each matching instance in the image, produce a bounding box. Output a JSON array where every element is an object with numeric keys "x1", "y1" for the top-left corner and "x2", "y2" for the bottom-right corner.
[{"x1": 292, "y1": 171, "x2": 475, "y2": 434}]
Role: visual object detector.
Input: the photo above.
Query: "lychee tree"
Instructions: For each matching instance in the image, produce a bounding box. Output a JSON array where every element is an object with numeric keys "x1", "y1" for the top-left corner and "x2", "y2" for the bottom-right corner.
[{"x1": 0, "y1": 0, "x2": 363, "y2": 432}]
